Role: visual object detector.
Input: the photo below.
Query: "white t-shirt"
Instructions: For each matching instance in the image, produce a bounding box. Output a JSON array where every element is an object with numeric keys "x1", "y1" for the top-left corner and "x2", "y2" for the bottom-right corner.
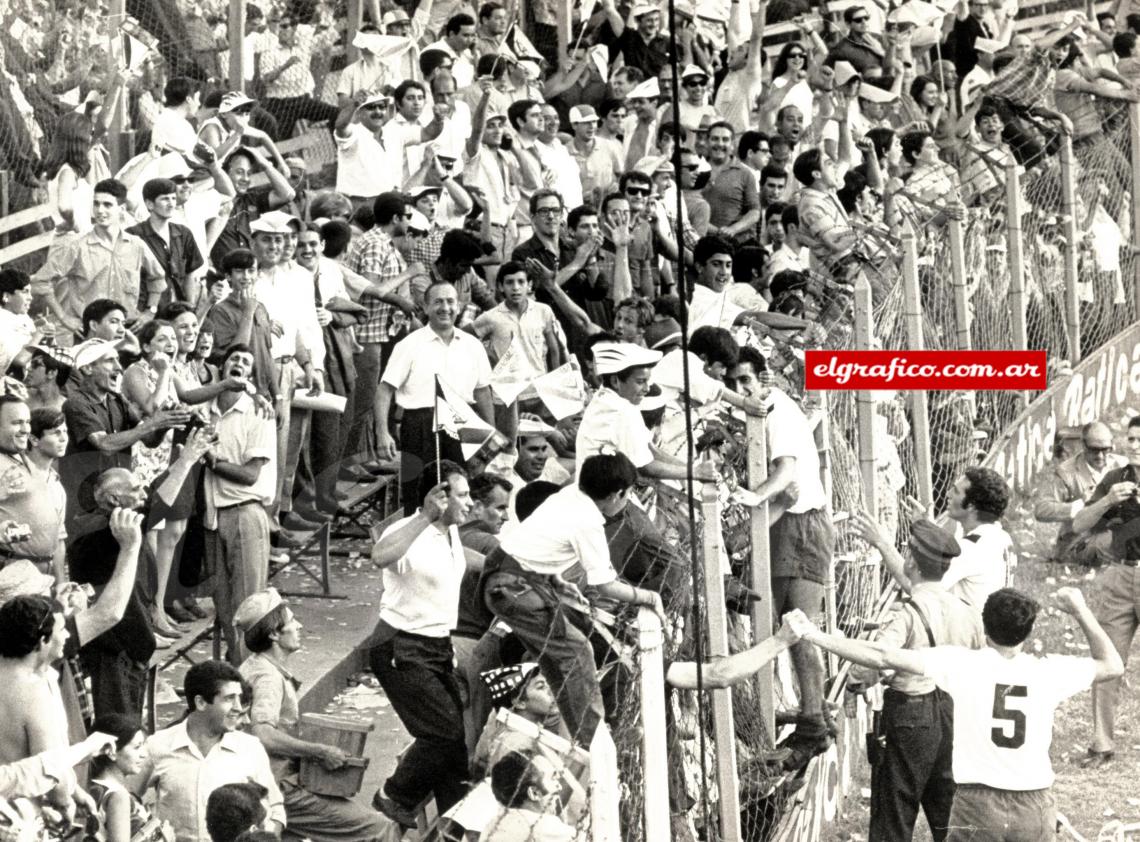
[
  {"x1": 919, "y1": 646, "x2": 1096, "y2": 790},
  {"x1": 653, "y1": 349, "x2": 724, "y2": 411},
  {"x1": 151, "y1": 108, "x2": 198, "y2": 155},
  {"x1": 689, "y1": 284, "x2": 745, "y2": 330},
  {"x1": 942, "y1": 521, "x2": 1013, "y2": 610},
  {"x1": 498, "y1": 484, "x2": 616, "y2": 585},
  {"x1": 379, "y1": 514, "x2": 465, "y2": 637},
  {"x1": 766, "y1": 387, "x2": 827, "y2": 513},
  {"x1": 575, "y1": 387, "x2": 654, "y2": 476}
]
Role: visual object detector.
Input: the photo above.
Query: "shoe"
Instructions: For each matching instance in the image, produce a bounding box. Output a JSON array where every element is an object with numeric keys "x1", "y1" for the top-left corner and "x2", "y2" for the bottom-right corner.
[
  {"x1": 271, "y1": 531, "x2": 303, "y2": 549},
  {"x1": 339, "y1": 466, "x2": 378, "y2": 483},
  {"x1": 180, "y1": 597, "x2": 209, "y2": 620},
  {"x1": 361, "y1": 459, "x2": 399, "y2": 475},
  {"x1": 1078, "y1": 748, "x2": 1115, "y2": 769},
  {"x1": 166, "y1": 603, "x2": 197, "y2": 624},
  {"x1": 280, "y1": 512, "x2": 321, "y2": 532},
  {"x1": 152, "y1": 634, "x2": 174, "y2": 651},
  {"x1": 780, "y1": 728, "x2": 832, "y2": 773},
  {"x1": 294, "y1": 507, "x2": 333, "y2": 524},
  {"x1": 371, "y1": 792, "x2": 417, "y2": 829}
]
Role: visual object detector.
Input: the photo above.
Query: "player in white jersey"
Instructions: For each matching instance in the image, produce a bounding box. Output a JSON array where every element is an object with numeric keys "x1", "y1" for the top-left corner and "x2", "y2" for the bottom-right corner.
[{"x1": 787, "y1": 587, "x2": 1123, "y2": 841}]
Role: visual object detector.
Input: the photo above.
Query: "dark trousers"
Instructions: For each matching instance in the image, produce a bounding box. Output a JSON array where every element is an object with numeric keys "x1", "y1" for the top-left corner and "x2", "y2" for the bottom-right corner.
[
  {"x1": 81, "y1": 648, "x2": 148, "y2": 721},
  {"x1": 870, "y1": 687, "x2": 956, "y2": 842},
  {"x1": 369, "y1": 631, "x2": 468, "y2": 813},
  {"x1": 262, "y1": 95, "x2": 338, "y2": 140},
  {"x1": 483, "y1": 566, "x2": 604, "y2": 747},
  {"x1": 986, "y1": 96, "x2": 1060, "y2": 168},
  {"x1": 342, "y1": 342, "x2": 386, "y2": 467},
  {"x1": 398, "y1": 407, "x2": 464, "y2": 515}
]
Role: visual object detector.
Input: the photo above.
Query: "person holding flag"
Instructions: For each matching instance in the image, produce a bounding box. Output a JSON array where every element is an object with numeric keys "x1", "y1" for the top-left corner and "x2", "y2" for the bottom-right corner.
[{"x1": 378, "y1": 279, "x2": 498, "y2": 513}]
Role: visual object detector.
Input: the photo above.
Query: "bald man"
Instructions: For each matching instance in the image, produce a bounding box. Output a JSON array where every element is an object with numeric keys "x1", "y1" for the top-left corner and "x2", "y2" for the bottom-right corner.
[{"x1": 1034, "y1": 421, "x2": 1126, "y2": 565}]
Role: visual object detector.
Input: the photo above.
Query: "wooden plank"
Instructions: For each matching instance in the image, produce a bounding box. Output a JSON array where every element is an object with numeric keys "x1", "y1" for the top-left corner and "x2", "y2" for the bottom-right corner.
[
  {"x1": 0, "y1": 232, "x2": 55, "y2": 267},
  {"x1": 745, "y1": 412, "x2": 776, "y2": 744},
  {"x1": 0, "y1": 204, "x2": 54, "y2": 235}
]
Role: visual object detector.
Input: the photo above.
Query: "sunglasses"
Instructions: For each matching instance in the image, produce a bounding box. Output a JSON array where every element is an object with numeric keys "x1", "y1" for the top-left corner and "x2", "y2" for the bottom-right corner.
[
  {"x1": 1084, "y1": 445, "x2": 1113, "y2": 454},
  {"x1": 625, "y1": 186, "x2": 651, "y2": 196},
  {"x1": 788, "y1": 52, "x2": 806, "y2": 59},
  {"x1": 364, "y1": 102, "x2": 390, "y2": 111},
  {"x1": 683, "y1": 79, "x2": 707, "y2": 87},
  {"x1": 850, "y1": 15, "x2": 870, "y2": 22},
  {"x1": 533, "y1": 207, "x2": 563, "y2": 216}
]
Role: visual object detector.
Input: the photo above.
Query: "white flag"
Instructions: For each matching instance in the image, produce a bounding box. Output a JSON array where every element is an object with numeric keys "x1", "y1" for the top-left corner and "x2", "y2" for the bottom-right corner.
[
  {"x1": 489, "y1": 337, "x2": 533, "y2": 405},
  {"x1": 533, "y1": 359, "x2": 588, "y2": 420}
]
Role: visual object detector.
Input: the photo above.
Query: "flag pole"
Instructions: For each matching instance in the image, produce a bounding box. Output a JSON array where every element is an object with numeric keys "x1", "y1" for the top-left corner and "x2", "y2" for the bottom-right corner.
[{"x1": 434, "y1": 375, "x2": 443, "y2": 485}]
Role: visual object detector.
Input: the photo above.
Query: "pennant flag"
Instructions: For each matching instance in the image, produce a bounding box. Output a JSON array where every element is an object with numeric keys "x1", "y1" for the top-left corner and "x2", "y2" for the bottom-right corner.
[
  {"x1": 352, "y1": 31, "x2": 415, "y2": 57},
  {"x1": 589, "y1": 44, "x2": 609, "y2": 82},
  {"x1": 122, "y1": 32, "x2": 151, "y2": 72},
  {"x1": 435, "y1": 376, "x2": 496, "y2": 461},
  {"x1": 59, "y1": 87, "x2": 81, "y2": 107},
  {"x1": 533, "y1": 359, "x2": 588, "y2": 420},
  {"x1": 489, "y1": 337, "x2": 533, "y2": 405},
  {"x1": 507, "y1": 25, "x2": 544, "y2": 61}
]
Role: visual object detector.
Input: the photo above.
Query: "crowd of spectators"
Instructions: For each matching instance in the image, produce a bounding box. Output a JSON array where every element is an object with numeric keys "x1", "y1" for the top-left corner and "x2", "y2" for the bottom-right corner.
[{"x1": 0, "y1": 0, "x2": 1137, "y2": 837}]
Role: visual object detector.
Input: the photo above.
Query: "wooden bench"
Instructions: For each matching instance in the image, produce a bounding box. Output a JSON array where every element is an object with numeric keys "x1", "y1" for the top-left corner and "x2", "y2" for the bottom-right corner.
[
  {"x1": 0, "y1": 175, "x2": 55, "y2": 272},
  {"x1": 269, "y1": 520, "x2": 343, "y2": 599},
  {"x1": 331, "y1": 473, "x2": 402, "y2": 544}
]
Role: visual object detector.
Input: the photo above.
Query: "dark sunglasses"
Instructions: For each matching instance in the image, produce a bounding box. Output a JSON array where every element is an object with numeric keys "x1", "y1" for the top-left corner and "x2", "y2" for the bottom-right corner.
[
  {"x1": 787, "y1": 51, "x2": 806, "y2": 59},
  {"x1": 1084, "y1": 444, "x2": 1113, "y2": 454},
  {"x1": 682, "y1": 78, "x2": 707, "y2": 87},
  {"x1": 625, "y1": 186, "x2": 651, "y2": 196},
  {"x1": 850, "y1": 15, "x2": 870, "y2": 22}
]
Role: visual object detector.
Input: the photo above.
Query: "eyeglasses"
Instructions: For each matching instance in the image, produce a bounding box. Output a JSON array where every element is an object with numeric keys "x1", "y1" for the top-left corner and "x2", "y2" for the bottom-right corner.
[
  {"x1": 850, "y1": 15, "x2": 870, "y2": 22},
  {"x1": 1085, "y1": 444, "x2": 1113, "y2": 454},
  {"x1": 364, "y1": 102, "x2": 390, "y2": 111},
  {"x1": 533, "y1": 207, "x2": 563, "y2": 216},
  {"x1": 625, "y1": 186, "x2": 651, "y2": 196},
  {"x1": 787, "y1": 52, "x2": 806, "y2": 59}
]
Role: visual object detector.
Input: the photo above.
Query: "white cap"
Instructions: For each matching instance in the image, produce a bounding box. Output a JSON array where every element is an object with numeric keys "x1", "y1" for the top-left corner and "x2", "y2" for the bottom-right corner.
[
  {"x1": 569, "y1": 104, "x2": 599, "y2": 123},
  {"x1": 154, "y1": 152, "x2": 193, "y2": 179},
  {"x1": 72, "y1": 339, "x2": 119, "y2": 369},
  {"x1": 626, "y1": 77, "x2": 660, "y2": 100},
  {"x1": 680, "y1": 64, "x2": 709, "y2": 81},
  {"x1": 858, "y1": 82, "x2": 898, "y2": 104},
  {"x1": 219, "y1": 91, "x2": 256, "y2": 114},
  {"x1": 250, "y1": 216, "x2": 294, "y2": 235},
  {"x1": 259, "y1": 209, "x2": 302, "y2": 231},
  {"x1": 517, "y1": 413, "x2": 557, "y2": 437},
  {"x1": 630, "y1": 2, "x2": 659, "y2": 16},
  {"x1": 592, "y1": 342, "x2": 662, "y2": 375},
  {"x1": 833, "y1": 60, "x2": 860, "y2": 87},
  {"x1": 234, "y1": 588, "x2": 284, "y2": 632},
  {"x1": 407, "y1": 209, "x2": 431, "y2": 233}
]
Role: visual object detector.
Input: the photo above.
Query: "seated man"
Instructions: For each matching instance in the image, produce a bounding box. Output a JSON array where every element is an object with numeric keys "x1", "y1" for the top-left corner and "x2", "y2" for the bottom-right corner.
[
  {"x1": 206, "y1": 781, "x2": 269, "y2": 842},
  {"x1": 480, "y1": 750, "x2": 582, "y2": 842},
  {"x1": 139, "y1": 660, "x2": 285, "y2": 842},
  {"x1": 234, "y1": 589, "x2": 389, "y2": 841}
]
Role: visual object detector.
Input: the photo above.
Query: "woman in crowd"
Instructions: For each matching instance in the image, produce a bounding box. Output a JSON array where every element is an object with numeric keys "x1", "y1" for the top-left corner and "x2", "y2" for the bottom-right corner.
[
  {"x1": 40, "y1": 112, "x2": 110, "y2": 235},
  {"x1": 88, "y1": 713, "x2": 170, "y2": 842}
]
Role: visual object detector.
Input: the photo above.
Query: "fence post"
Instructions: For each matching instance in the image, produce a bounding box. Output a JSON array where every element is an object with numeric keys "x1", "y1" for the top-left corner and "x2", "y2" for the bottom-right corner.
[
  {"x1": 854, "y1": 274, "x2": 877, "y2": 518},
  {"x1": 1130, "y1": 103, "x2": 1140, "y2": 316},
  {"x1": 947, "y1": 217, "x2": 970, "y2": 352},
  {"x1": 346, "y1": 0, "x2": 362, "y2": 64},
  {"x1": 816, "y1": 394, "x2": 839, "y2": 675},
  {"x1": 0, "y1": 171, "x2": 9, "y2": 248},
  {"x1": 1004, "y1": 158, "x2": 1028, "y2": 354},
  {"x1": 745, "y1": 413, "x2": 775, "y2": 745},
  {"x1": 229, "y1": 0, "x2": 246, "y2": 91},
  {"x1": 637, "y1": 609, "x2": 670, "y2": 841},
  {"x1": 900, "y1": 222, "x2": 934, "y2": 509},
  {"x1": 1058, "y1": 134, "x2": 1082, "y2": 365},
  {"x1": 701, "y1": 486, "x2": 742, "y2": 842}
]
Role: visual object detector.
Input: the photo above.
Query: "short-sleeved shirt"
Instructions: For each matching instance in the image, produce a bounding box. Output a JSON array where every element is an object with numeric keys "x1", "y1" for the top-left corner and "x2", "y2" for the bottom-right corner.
[
  {"x1": 240, "y1": 652, "x2": 302, "y2": 781},
  {"x1": 345, "y1": 227, "x2": 406, "y2": 344},
  {"x1": 201, "y1": 297, "x2": 278, "y2": 399},
  {"x1": 766, "y1": 387, "x2": 827, "y2": 513},
  {"x1": 471, "y1": 301, "x2": 557, "y2": 381},
  {"x1": 797, "y1": 187, "x2": 854, "y2": 267},
  {"x1": 653, "y1": 349, "x2": 723, "y2": 412},
  {"x1": 575, "y1": 386, "x2": 654, "y2": 476},
  {"x1": 381, "y1": 326, "x2": 493, "y2": 409},
  {"x1": 379, "y1": 513, "x2": 466, "y2": 637},
  {"x1": 141, "y1": 720, "x2": 286, "y2": 842},
  {"x1": 703, "y1": 160, "x2": 761, "y2": 231},
  {"x1": 499, "y1": 484, "x2": 616, "y2": 585},
  {"x1": 125, "y1": 220, "x2": 204, "y2": 305},
  {"x1": 60, "y1": 389, "x2": 137, "y2": 522},
  {"x1": 203, "y1": 394, "x2": 277, "y2": 526},
  {"x1": 918, "y1": 646, "x2": 1096, "y2": 790},
  {"x1": 568, "y1": 138, "x2": 622, "y2": 204},
  {"x1": 0, "y1": 451, "x2": 62, "y2": 560},
  {"x1": 689, "y1": 283, "x2": 745, "y2": 330},
  {"x1": 1054, "y1": 67, "x2": 1104, "y2": 140}
]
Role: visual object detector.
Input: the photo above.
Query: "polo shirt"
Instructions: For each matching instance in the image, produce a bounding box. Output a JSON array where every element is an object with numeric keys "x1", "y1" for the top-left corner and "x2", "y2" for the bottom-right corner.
[
  {"x1": 203, "y1": 393, "x2": 277, "y2": 526},
  {"x1": 335, "y1": 123, "x2": 397, "y2": 198},
  {"x1": 378, "y1": 513, "x2": 465, "y2": 637},
  {"x1": 201, "y1": 298, "x2": 278, "y2": 399},
  {"x1": 499, "y1": 484, "x2": 616, "y2": 584},
  {"x1": 704, "y1": 160, "x2": 760, "y2": 231},
  {"x1": 462, "y1": 146, "x2": 519, "y2": 227},
  {"x1": 141, "y1": 719, "x2": 285, "y2": 842},
  {"x1": 568, "y1": 137, "x2": 622, "y2": 203},
  {"x1": 0, "y1": 451, "x2": 61, "y2": 561},
  {"x1": 381, "y1": 325, "x2": 492, "y2": 408},
  {"x1": 575, "y1": 386, "x2": 654, "y2": 476}
]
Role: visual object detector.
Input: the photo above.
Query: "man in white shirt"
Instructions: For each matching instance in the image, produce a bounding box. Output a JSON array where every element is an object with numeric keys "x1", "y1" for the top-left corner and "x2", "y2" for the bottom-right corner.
[
  {"x1": 483, "y1": 452, "x2": 668, "y2": 747},
  {"x1": 426, "y1": 13, "x2": 479, "y2": 88},
  {"x1": 382, "y1": 80, "x2": 447, "y2": 185},
  {"x1": 151, "y1": 77, "x2": 201, "y2": 155},
  {"x1": 727, "y1": 345, "x2": 833, "y2": 771},
  {"x1": 139, "y1": 660, "x2": 286, "y2": 842},
  {"x1": 334, "y1": 92, "x2": 399, "y2": 204},
  {"x1": 791, "y1": 586, "x2": 1122, "y2": 841},
  {"x1": 378, "y1": 279, "x2": 496, "y2": 513},
  {"x1": 941, "y1": 467, "x2": 1014, "y2": 610},
  {"x1": 365, "y1": 461, "x2": 477, "y2": 828}
]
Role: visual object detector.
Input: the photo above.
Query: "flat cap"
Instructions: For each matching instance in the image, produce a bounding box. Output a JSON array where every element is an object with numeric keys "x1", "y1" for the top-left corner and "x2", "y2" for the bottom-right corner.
[{"x1": 908, "y1": 519, "x2": 960, "y2": 572}]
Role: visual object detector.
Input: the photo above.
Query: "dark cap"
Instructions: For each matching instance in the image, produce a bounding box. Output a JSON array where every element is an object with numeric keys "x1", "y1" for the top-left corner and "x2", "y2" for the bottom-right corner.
[
  {"x1": 907, "y1": 519, "x2": 960, "y2": 573},
  {"x1": 643, "y1": 317, "x2": 682, "y2": 351}
]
